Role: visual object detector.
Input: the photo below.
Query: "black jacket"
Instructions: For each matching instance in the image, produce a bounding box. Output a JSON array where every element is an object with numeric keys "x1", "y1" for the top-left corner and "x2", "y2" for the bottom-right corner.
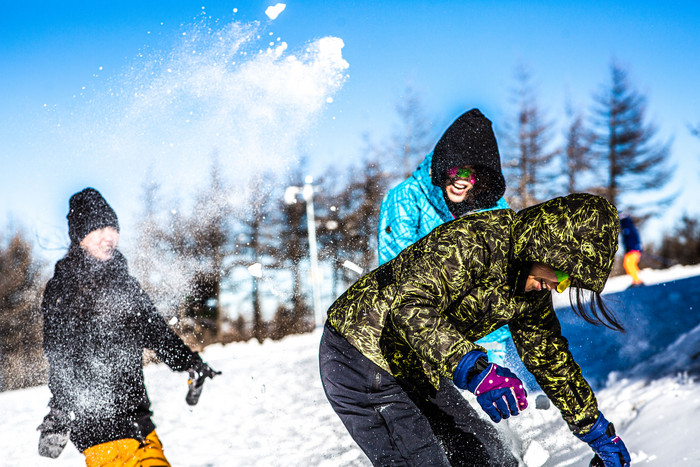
[{"x1": 42, "y1": 247, "x2": 199, "y2": 451}]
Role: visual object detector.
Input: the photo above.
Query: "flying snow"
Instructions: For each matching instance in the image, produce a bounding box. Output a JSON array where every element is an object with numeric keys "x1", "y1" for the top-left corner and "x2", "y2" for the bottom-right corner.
[{"x1": 265, "y1": 3, "x2": 287, "y2": 21}]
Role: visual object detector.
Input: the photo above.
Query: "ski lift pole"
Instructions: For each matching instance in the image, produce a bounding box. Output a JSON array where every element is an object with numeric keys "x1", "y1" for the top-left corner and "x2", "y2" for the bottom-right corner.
[{"x1": 302, "y1": 176, "x2": 323, "y2": 327}]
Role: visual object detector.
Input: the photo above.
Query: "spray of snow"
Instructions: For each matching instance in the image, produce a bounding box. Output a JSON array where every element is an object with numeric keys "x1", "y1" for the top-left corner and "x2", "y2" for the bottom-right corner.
[{"x1": 46, "y1": 8, "x2": 348, "y2": 213}]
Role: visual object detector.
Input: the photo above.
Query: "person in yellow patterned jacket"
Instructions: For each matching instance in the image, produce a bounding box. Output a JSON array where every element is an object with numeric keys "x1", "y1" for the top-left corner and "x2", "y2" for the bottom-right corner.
[{"x1": 319, "y1": 193, "x2": 631, "y2": 467}]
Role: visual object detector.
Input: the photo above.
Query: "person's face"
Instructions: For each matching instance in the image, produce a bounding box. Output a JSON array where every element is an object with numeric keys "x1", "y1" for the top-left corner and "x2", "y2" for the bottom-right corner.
[
  {"x1": 444, "y1": 166, "x2": 474, "y2": 203},
  {"x1": 80, "y1": 227, "x2": 119, "y2": 261},
  {"x1": 524, "y1": 262, "x2": 560, "y2": 293}
]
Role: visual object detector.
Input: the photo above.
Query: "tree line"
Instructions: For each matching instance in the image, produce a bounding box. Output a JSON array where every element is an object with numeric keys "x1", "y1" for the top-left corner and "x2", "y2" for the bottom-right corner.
[{"x1": 1, "y1": 60, "x2": 699, "y2": 391}]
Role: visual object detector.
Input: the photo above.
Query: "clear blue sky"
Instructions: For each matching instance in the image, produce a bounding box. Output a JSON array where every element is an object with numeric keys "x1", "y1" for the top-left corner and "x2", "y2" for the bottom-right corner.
[{"x1": 2, "y1": 1, "x2": 699, "y2": 261}]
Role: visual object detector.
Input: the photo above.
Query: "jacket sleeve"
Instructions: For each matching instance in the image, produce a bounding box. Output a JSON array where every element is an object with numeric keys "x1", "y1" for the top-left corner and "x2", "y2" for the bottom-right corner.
[
  {"x1": 377, "y1": 185, "x2": 422, "y2": 265},
  {"x1": 131, "y1": 280, "x2": 199, "y2": 372},
  {"x1": 389, "y1": 232, "x2": 487, "y2": 378},
  {"x1": 42, "y1": 279, "x2": 76, "y2": 413},
  {"x1": 509, "y1": 293, "x2": 599, "y2": 433}
]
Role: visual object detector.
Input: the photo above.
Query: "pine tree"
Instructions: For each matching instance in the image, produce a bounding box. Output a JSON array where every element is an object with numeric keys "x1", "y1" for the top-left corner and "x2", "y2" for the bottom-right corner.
[
  {"x1": 0, "y1": 230, "x2": 46, "y2": 391},
  {"x1": 591, "y1": 61, "x2": 673, "y2": 210}
]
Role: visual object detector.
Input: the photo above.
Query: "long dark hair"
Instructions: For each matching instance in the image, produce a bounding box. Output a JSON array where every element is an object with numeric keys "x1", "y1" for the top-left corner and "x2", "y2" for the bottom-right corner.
[{"x1": 569, "y1": 286, "x2": 625, "y2": 332}]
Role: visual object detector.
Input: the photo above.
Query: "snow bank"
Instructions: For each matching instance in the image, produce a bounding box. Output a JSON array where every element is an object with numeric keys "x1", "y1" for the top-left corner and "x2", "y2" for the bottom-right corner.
[{"x1": 3, "y1": 266, "x2": 699, "y2": 466}]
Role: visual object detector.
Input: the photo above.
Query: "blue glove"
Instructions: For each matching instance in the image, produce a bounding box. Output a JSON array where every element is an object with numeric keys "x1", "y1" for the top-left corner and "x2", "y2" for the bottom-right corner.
[
  {"x1": 575, "y1": 413, "x2": 631, "y2": 467},
  {"x1": 454, "y1": 350, "x2": 528, "y2": 423}
]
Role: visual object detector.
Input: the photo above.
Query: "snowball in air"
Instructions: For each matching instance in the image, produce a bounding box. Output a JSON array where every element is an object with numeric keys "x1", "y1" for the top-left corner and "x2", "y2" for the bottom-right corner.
[{"x1": 265, "y1": 3, "x2": 286, "y2": 20}]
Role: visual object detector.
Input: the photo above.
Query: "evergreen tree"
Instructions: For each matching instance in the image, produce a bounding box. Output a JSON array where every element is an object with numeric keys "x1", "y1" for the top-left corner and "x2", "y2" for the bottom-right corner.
[
  {"x1": 0, "y1": 230, "x2": 46, "y2": 391},
  {"x1": 502, "y1": 65, "x2": 559, "y2": 210},
  {"x1": 591, "y1": 61, "x2": 673, "y2": 210}
]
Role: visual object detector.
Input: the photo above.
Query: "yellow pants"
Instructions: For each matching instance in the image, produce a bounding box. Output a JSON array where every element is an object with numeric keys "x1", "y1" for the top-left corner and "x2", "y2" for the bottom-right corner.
[
  {"x1": 623, "y1": 250, "x2": 642, "y2": 284},
  {"x1": 83, "y1": 430, "x2": 171, "y2": 467}
]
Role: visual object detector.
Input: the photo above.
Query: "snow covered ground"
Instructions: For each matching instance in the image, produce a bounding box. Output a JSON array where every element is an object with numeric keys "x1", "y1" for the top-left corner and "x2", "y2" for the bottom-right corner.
[{"x1": 2, "y1": 265, "x2": 699, "y2": 466}]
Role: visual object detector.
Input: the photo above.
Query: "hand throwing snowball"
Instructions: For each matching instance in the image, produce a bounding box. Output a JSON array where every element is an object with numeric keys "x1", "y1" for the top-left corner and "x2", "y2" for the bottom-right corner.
[{"x1": 38, "y1": 188, "x2": 219, "y2": 466}]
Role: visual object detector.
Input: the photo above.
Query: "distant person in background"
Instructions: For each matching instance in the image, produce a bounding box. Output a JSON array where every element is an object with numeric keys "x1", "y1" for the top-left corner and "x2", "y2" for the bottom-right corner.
[
  {"x1": 620, "y1": 214, "x2": 644, "y2": 287},
  {"x1": 378, "y1": 108, "x2": 511, "y2": 364},
  {"x1": 38, "y1": 188, "x2": 219, "y2": 466}
]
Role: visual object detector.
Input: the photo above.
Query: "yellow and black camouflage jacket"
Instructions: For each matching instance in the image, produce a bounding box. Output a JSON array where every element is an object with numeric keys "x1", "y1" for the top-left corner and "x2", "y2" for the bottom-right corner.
[{"x1": 327, "y1": 194, "x2": 619, "y2": 433}]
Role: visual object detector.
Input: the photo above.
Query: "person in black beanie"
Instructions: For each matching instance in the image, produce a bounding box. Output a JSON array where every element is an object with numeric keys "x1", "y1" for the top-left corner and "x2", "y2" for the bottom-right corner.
[
  {"x1": 376, "y1": 109, "x2": 516, "y2": 465},
  {"x1": 38, "y1": 187, "x2": 219, "y2": 466},
  {"x1": 430, "y1": 108, "x2": 507, "y2": 217},
  {"x1": 378, "y1": 109, "x2": 512, "y2": 363}
]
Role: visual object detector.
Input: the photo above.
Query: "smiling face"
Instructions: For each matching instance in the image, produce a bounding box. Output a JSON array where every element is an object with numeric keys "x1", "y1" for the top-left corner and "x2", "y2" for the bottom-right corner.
[
  {"x1": 444, "y1": 166, "x2": 475, "y2": 203},
  {"x1": 79, "y1": 227, "x2": 119, "y2": 261},
  {"x1": 524, "y1": 262, "x2": 560, "y2": 293}
]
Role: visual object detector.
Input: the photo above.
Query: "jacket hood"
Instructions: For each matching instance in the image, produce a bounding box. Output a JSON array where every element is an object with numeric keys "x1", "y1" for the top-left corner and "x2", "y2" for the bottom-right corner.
[
  {"x1": 510, "y1": 193, "x2": 619, "y2": 293},
  {"x1": 430, "y1": 109, "x2": 506, "y2": 212}
]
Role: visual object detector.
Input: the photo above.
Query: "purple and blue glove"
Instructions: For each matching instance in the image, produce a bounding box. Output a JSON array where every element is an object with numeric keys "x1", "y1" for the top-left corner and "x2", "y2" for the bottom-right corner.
[
  {"x1": 454, "y1": 350, "x2": 528, "y2": 423},
  {"x1": 576, "y1": 412, "x2": 630, "y2": 467}
]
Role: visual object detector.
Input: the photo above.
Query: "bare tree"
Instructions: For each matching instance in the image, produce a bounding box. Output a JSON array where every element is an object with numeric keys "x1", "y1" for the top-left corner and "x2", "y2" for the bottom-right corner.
[
  {"x1": 234, "y1": 173, "x2": 277, "y2": 344},
  {"x1": 331, "y1": 154, "x2": 387, "y2": 272},
  {"x1": 502, "y1": 65, "x2": 559, "y2": 210},
  {"x1": 561, "y1": 98, "x2": 596, "y2": 194},
  {"x1": 141, "y1": 158, "x2": 238, "y2": 346},
  {"x1": 392, "y1": 85, "x2": 434, "y2": 179},
  {"x1": 266, "y1": 168, "x2": 314, "y2": 338},
  {"x1": 651, "y1": 214, "x2": 700, "y2": 266},
  {"x1": 591, "y1": 61, "x2": 673, "y2": 211}
]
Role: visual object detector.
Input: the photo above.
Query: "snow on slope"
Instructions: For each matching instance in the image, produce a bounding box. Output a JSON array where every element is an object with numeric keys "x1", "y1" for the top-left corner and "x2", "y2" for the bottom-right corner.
[{"x1": 2, "y1": 266, "x2": 699, "y2": 466}]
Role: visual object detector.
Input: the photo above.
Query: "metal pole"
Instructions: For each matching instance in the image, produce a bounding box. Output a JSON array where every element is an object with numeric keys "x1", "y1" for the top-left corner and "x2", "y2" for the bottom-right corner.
[{"x1": 302, "y1": 176, "x2": 323, "y2": 326}]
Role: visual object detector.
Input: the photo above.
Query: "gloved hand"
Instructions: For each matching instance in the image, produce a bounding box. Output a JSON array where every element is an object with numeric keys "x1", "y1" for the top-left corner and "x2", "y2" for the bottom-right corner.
[
  {"x1": 37, "y1": 407, "x2": 70, "y2": 458},
  {"x1": 186, "y1": 353, "x2": 221, "y2": 406},
  {"x1": 454, "y1": 350, "x2": 528, "y2": 423},
  {"x1": 575, "y1": 412, "x2": 631, "y2": 467},
  {"x1": 188, "y1": 353, "x2": 221, "y2": 380}
]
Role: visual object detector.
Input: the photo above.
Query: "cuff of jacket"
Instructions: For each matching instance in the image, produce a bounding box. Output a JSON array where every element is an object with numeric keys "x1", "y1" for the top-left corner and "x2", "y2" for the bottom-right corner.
[
  {"x1": 453, "y1": 350, "x2": 488, "y2": 390},
  {"x1": 574, "y1": 412, "x2": 607, "y2": 443}
]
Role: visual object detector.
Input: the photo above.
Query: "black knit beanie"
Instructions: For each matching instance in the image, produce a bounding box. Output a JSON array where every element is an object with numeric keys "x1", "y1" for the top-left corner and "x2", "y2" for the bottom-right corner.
[
  {"x1": 431, "y1": 109, "x2": 506, "y2": 211},
  {"x1": 67, "y1": 188, "x2": 119, "y2": 244}
]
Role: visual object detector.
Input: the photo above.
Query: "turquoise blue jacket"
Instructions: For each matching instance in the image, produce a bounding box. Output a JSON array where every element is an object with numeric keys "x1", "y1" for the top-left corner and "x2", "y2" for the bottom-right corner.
[{"x1": 377, "y1": 152, "x2": 511, "y2": 363}]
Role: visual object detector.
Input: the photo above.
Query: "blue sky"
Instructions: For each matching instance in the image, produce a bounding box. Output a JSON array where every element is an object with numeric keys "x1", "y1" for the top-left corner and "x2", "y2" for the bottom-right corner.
[{"x1": 1, "y1": 1, "x2": 699, "y2": 260}]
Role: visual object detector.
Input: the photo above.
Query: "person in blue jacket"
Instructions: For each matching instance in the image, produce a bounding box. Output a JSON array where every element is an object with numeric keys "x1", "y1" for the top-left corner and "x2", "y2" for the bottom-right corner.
[
  {"x1": 378, "y1": 108, "x2": 511, "y2": 364},
  {"x1": 375, "y1": 108, "x2": 518, "y2": 465}
]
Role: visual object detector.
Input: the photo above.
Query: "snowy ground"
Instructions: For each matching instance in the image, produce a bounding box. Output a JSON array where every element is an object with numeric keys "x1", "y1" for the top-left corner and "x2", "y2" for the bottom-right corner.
[{"x1": 2, "y1": 265, "x2": 699, "y2": 466}]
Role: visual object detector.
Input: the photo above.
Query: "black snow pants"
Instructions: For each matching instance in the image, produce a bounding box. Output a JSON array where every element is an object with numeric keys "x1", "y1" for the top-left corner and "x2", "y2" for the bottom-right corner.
[{"x1": 319, "y1": 322, "x2": 519, "y2": 467}]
